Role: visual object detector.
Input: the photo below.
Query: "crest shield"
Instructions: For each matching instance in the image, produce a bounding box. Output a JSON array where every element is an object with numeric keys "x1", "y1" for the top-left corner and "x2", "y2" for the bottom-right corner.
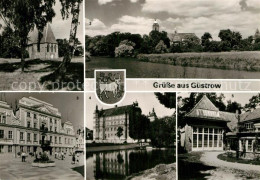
[{"x1": 95, "y1": 70, "x2": 126, "y2": 105}]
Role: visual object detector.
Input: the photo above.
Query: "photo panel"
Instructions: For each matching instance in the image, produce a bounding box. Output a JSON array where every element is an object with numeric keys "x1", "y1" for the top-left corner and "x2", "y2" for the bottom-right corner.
[
  {"x1": 0, "y1": 92, "x2": 84, "y2": 180},
  {"x1": 0, "y1": 1, "x2": 84, "y2": 91},
  {"x1": 177, "y1": 92, "x2": 260, "y2": 180},
  {"x1": 85, "y1": 92, "x2": 176, "y2": 180}
]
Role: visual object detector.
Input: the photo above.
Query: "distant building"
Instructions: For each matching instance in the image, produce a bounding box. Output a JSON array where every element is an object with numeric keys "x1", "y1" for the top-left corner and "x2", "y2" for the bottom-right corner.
[
  {"x1": 75, "y1": 128, "x2": 84, "y2": 152},
  {"x1": 27, "y1": 23, "x2": 59, "y2": 60},
  {"x1": 168, "y1": 30, "x2": 200, "y2": 45},
  {"x1": 0, "y1": 97, "x2": 76, "y2": 155},
  {"x1": 253, "y1": 28, "x2": 260, "y2": 43},
  {"x1": 152, "y1": 19, "x2": 159, "y2": 31},
  {"x1": 147, "y1": 108, "x2": 157, "y2": 122},
  {"x1": 93, "y1": 102, "x2": 141, "y2": 143}
]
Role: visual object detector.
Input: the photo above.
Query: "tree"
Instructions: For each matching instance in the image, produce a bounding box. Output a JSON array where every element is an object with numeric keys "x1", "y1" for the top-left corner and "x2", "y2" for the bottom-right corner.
[
  {"x1": 154, "y1": 93, "x2": 176, "y2": 109},
  {"x1": 244, "y1": 94, "x2": 260, "y2": 111},
  {"x1": 54, "y1": 0, "x2": 83, "y2": 80},
  {"x1": 114, "y1": 40, "x2": 135, "y2": 57},
  {"x1": 116, "y1": 127, "x2": 123, "y2": 140},
  {"x1": 226, "y1": 100, "x2": 242, "y2": 113},
  {"x1": 201, "y1": 32, "x2": 212, "y2": 51},
  {"x1": 155, "y1": 40, "x2": 167, "y2": 53},
  {"x1": 150, "y1": 116, "x2": 175, "y2": 147},
  {"x1": 0, "y1": 0, "x2": 56, "y2": 71}
]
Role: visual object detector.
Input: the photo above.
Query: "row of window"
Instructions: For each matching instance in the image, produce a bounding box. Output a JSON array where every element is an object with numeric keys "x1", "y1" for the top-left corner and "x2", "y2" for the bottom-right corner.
[
  {"x1": 46, "y1": 44, "x2": 57, "y2": 53},
  {"x1": 26, "y1": 121, "x2": 58, "y2": 132},
  {"x1": 0, "y1": 130, "x2": 12, "y2": 139},
  {"x1": 27, "y1": 112, "x2": 58, "y2": 124},
  {"x1": 105, "y1": 115, "x2": 125, "y2": 120}
]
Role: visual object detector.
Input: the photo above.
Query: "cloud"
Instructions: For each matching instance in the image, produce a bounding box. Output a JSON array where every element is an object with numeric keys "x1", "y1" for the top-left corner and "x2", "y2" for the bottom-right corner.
[
  {"x1": 142, "y1": 0, "x2": 241, "y2": 17},
  {"x1": 130, "y1": 0, "x2": 139, "y2": 3},
  {"x1": 86, "y1": 18, "x2": 112, "y2": 37},
  {"x1": 98, "y1": 0, "x2": 114, "y2": 5}
]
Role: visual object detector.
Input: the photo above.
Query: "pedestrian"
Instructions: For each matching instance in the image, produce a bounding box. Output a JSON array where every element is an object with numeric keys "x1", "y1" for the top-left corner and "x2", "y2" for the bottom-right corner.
[
  {"x1": 61, "y1": 151, "x2": 64, "y2": 160},
  {"x1": 21, "y1": 151, "x2": 25, "y2": 162},
  {"x1": 72, "y1": 153, "x2": 75, "y2": 164}
]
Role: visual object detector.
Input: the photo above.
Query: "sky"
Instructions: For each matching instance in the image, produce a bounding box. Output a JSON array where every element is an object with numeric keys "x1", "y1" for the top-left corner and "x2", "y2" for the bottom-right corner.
[
  {"x1": 178, "y1": 92, "x2": 258, "y2": 107},
  {"x1": 85, "y1": 0, "x2": 260, "y2": 40},
  {"x1": 0, "y1": 92, "x2": 84, "y2": 130},
  {"x1": 86, "y1": 92, "x2": 176, "y2": 130},
  {"x1": 0, "y1": 1, "x2": 84, "y2": 43}
]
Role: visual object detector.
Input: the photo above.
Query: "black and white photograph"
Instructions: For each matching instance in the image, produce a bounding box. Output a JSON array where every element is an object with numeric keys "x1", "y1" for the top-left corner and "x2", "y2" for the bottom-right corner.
[
  {"x1": 178, "y1": 92, "x2": 260, "y2": 179},
  {"x1": 0, "y1": 0, "x2": 84, "y2": 91},
  {"x1": 86, "y1": 0, "x2": 260, "y2": 79},
  {"x1": 86, "y1": 92, "x2": 176, "y2": 180},
  {"x1": 0, "y1": 92, "x2": 84, "y2": 180}
]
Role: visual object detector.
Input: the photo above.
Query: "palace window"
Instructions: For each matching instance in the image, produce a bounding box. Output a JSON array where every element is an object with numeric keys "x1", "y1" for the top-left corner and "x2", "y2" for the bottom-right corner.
[
  {"x1": 27, "y1": 146, "x2": 30, "y2": 153},
  {"x1": 55, "y1": 137, "x2": 57, "y2": 144},
  {"x1": 65, "y1": 138, "x2": 67, "y2": 144},
  {"x1": 55, "y1": 127, "x2": 57, "y2": 132},
  {"x1": 27, "y1": 121, "x2": 31, "y2": 128},
  {"x1": 34, "y1": 134, "x2": 37, "y2": 141},
  {"x1": 20, "y1": 132, "x2": 24, "y2": 140},
  {"x1": 0, "y1": 130, "x2": 4, "y2": 138},
  {"x1": 34, "y1": 122, "x2": 37, "y2": 128},
  {"x1": 245, "y1": 123, "x2": 253, "y2": 130},
  {"x1": 0, "y1": 115, "x2": 6, "y2": 123},
  {"x1": 27, "y1": 112, "x2": 30, "y2": 118},
  {"x1": 55, "y1": 120, "x2": 57, "y2": 124},
  {"x1": 50, "y1": 126, "x2": 52, "y2": 131},
  {"x1": 47, "y1": 44, "x2": 49, "y2": 52},
  {"x1": 8, "y1": 145, "x2": 12, "y2": 153},
  {"x1": 20, "y1": 146, "x2": 24, "y2": 152},
  {"x1": 27, "y1": 133, "x2": 31, "y2": 141},
  {"x1": 50, "y1": 136, "x2": 52, "y2": 143},
  {"x1": 50, "y1": 118, "x2": 52, "y2": 123},
  {"x1": 59, "y1": 137, "x2": 61, "y2": 144},
  {"x1": 8, "y1": 131, "x2": 13, "y2": 139},
  {"x1": 51, "y1": 44, "x2": 53, "y2": 52},
  {"x1": 34, "y1": 114, "x2": 37, "y2": 119},
  {"x1": 54, "y1": 45, "x2": 56, "y2": 52}
]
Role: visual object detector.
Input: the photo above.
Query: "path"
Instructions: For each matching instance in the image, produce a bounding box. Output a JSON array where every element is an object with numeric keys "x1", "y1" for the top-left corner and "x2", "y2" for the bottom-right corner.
[
  {"x1": 0, "y1": 153, "x2": 84, "y2": 180},
  {"x1": 200, "y1": 151, "x2": 260, "y2": 180}
]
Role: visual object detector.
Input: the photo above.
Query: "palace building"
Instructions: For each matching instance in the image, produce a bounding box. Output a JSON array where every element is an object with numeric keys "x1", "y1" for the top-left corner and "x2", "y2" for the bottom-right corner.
[
  {"x1": 27, "y1": 24, "x2": 59, "y2": 60},
  {"x1": 0, "y1": 97, "x2": 76, "y2": 155},
  {"x1": 94, "y1": 102, "x2": 143, "y2": 143}
]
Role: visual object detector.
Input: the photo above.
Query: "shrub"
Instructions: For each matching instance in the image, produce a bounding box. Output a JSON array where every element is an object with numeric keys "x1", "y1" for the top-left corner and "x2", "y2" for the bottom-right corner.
[
  {"x1": 115, "y1": 40, "x2": 136, "y2": 57},
  {"x1": 155, "y1": 40, "x2": 167, "y2": 54}
]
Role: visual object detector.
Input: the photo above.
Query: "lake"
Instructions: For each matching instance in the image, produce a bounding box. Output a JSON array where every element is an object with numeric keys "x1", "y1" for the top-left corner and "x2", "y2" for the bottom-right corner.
[
  {"x1": 86, "y1": 57, "x2": 260, "y2": 79},
  {"x1": 86, "y1": 148, "x2": 175, "y2": 180}
]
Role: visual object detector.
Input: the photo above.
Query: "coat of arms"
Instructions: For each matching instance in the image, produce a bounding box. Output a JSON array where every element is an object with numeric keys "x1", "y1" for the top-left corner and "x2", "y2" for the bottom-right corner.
[{"x1": 95, "y1": 70, "x2": 126, "y2": 104}]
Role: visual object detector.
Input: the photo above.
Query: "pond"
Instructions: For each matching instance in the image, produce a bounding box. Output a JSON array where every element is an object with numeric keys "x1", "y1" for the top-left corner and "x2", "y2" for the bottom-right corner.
[
  {"x1": 86, "y1": 148, "x2": 175, "y2": 180},
  {"x1": 86, "y1": 57, "x2": 260, "y2": 79}
]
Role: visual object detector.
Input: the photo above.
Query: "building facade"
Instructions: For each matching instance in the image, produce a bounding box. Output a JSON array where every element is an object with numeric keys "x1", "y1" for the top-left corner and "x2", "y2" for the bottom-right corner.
[
  {"x1": 27, "y1": 24, "x2": 59, "y2": 60},
  {"x1": 93, "y1": 102, "x2": 142, "y2": 143},
  {"x1": 168, "y1": 30, "x2": 200, "y2": 45},
  {"x1": 0, "y1": 97, "x2": 76, "y2": 155},
  {"x1": 180, "y1": 95, "x2": 236, "y2": 152},
  {"x1": 75, "y1": 128, "x2": 84, "y2": 152}
]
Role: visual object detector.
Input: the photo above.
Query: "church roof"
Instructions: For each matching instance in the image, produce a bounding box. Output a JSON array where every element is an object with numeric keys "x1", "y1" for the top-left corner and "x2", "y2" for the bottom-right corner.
[
  {"x1": 168, "y1": 32, "x2": 198, "y2": 42},
  {"x1": 28, "y1": 24, "x2": 57, "y2": 45}
]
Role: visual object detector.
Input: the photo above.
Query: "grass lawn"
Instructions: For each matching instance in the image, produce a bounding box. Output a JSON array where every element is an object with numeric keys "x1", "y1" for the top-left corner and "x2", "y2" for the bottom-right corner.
[
  {"x1": 72, "y1": 166, "x2": 84, "y2": 176},
  {"x1": 0, "y1": 58, "x2": 83, "y2": 91},
  {"x1": 218, "y1": 153, "x2": 260, "y2": 165},
  {"x1": 138, "y1": 51, "x2": 260, "y2": 71}
]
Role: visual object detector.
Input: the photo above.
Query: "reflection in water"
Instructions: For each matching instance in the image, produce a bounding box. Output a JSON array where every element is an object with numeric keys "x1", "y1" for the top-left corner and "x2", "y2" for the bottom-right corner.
[{"x1": 86, "y1": 149, "x2": 175, "y2": 180}]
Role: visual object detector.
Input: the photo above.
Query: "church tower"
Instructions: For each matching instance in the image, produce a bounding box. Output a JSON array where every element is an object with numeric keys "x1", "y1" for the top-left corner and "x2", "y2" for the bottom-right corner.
[{"x1": 152, "y1": 19, "x2": 159, "y2": 31}]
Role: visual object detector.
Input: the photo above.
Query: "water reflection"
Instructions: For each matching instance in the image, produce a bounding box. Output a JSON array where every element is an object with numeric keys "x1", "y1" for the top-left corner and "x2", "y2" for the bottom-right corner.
[{"x1": 86, "y1": 149, "x2": 175, "y2": 180}]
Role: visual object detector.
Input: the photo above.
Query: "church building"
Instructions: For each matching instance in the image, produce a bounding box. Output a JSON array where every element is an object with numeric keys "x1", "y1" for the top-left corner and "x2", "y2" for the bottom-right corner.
[{"x1": 27, "y1": 24, "x2": 59, "y2": 60}]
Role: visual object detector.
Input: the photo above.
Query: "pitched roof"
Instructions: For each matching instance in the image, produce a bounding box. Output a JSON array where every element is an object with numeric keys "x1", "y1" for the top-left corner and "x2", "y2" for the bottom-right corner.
[
  {"x1": 240, "y1": 108, "x2": 260, "y2": 122},
  {"x1": 168, "y1": 33, "x2": 198, "y2": 42},
  {"x1": 99, "y1": 104, "x2": 139, "y2": 117},
  {"x1": 28, "y1": 24, "x2": 57, "y2": 44},
  {"x1": 186, "y1": 95, "x2": 235, "y2": 123}
]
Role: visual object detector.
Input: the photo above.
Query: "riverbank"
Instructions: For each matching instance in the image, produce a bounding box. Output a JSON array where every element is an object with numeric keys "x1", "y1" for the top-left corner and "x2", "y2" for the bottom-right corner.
[
  {"x1": 127, "y1": 163, "x2": 176, "y2": 180},
  {"x1": 137, "y1": 51, "x2": 260, "y2": 71},
  {"x1": 86, "y1": 143, "x2": 138, "y2": 152}
]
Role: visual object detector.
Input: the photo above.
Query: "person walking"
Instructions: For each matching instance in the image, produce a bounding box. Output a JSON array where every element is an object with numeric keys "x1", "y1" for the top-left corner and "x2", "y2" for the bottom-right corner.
[{"x1": 21, "y1": 152, "x2": 25, "y2": 162}]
